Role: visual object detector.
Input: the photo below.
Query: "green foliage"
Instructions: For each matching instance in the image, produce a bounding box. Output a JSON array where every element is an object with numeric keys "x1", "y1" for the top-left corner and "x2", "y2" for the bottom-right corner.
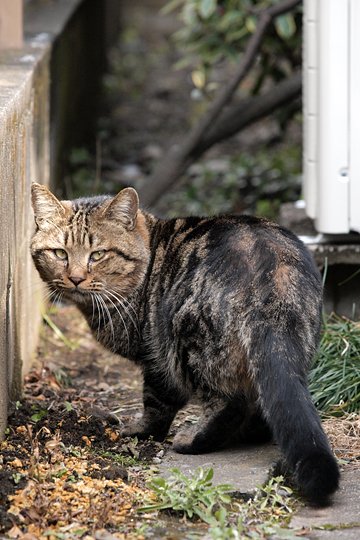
[
  {"x1": 163, "y1": 145, "x2": 301, "y2": 218},
  {"x1": 141, "y1": 468, "x2": 301, "y2": 539},
  {"x1": 54, "y1": 368, "x2": 73, "y2": 388},
  {"x1": 30, "y1": 405, "x2": 48, "y2": 423},
  {"x1": 309, "y1": 314, "x2": 360, "y2": 416},
  {"x1": 164, "y1": 0, "x2": 301, "y2": 96},
  {"x1": 217, "y1": 476, "x2": 298, "y2": 539},
  {"x1": 12, "y1": 472, "x2": 24, "y2": 485},
  {"x1": 139, "y1": 467, "x2": 232, "y2": 523},
  {"x1": 94, "y1": 449, "x2": 141, "y2": 468},
  {"x1": 64, "y1": 401, "x2": 73, "y2": 412}
]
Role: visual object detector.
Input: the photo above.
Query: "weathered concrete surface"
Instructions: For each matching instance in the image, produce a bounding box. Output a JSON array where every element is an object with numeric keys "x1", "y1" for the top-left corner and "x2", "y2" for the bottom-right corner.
[
  {"x1": 290, "y1": 469, "x2": 360, "y2": 539},
  {"x1": 161, "y1": 443, "x2": 280, "y2": 492},
  {"x1": 0, "y1": 44, "x2": 50, "y2": 438}
]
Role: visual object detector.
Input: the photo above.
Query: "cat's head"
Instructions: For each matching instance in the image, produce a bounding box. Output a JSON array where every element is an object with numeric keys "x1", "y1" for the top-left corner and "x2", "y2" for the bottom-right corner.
[{"x1": 30, "y1": 183, "x2": 150, "y2": 306}]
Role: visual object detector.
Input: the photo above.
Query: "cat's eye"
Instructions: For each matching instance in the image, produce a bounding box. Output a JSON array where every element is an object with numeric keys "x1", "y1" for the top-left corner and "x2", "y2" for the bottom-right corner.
[
  {"x1": 54, "y1": 249, "x2": 67, "y2": 260},
  {"x1": 90, "y1": 250, "x2": 106, "y2": 262}
]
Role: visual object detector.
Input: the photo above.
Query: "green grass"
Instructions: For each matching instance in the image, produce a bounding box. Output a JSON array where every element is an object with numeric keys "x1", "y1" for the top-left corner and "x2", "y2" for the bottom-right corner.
[{"x1": 309, "y1": 314, "x2": 360, "y2": 416}]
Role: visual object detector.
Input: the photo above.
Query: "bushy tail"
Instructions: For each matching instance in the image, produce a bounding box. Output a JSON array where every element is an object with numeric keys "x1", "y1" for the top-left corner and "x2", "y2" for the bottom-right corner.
[{"x1": 251, "y1": 329, "x2": 339, "y2": 505}]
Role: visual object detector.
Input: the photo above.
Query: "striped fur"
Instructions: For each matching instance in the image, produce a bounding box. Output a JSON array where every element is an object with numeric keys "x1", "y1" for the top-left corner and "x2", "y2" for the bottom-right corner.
[{"x1": 31, "y1": 183, "x2": 339, "y2": 504}]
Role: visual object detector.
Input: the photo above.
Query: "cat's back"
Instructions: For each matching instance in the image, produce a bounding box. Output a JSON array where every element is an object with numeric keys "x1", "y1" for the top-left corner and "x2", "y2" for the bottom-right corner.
[
  {"x1": 153, "y1": 213, "x2": 320, "y2": 288},
  {"x1": 149, "y1": 214, "x2": 322, "y2": 331}
]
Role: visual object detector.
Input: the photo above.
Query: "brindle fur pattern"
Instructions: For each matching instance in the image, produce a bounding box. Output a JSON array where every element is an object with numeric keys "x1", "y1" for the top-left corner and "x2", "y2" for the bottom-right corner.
[{"x1": 31, "y1": 184, "x2": 339, "y2": 504}]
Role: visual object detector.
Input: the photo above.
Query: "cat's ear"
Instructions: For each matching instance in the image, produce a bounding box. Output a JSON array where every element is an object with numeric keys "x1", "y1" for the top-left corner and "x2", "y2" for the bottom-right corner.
[
  {"x1": 103, "y1": 188, "x2": 139, "y2": 230},
  {"x1": 31, "y1": 183, "x2": 68, "y2": 227}
]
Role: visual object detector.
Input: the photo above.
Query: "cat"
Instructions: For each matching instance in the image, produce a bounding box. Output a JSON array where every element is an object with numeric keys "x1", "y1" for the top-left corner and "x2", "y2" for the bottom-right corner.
[{"x1": 30, "y1": 182, "x2": 339, "y2": 504}]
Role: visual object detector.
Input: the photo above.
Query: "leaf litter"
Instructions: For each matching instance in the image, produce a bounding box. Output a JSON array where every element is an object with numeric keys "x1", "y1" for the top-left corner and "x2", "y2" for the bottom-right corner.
[{"x1": 0, "y1": 305, "x2": 171, "y2": 539}]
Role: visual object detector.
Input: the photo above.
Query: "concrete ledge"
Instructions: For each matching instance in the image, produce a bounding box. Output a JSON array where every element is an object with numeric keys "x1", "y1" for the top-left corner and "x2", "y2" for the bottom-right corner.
[{"x1": 0, "y1": 42, "x2": 51, "y2": 438}]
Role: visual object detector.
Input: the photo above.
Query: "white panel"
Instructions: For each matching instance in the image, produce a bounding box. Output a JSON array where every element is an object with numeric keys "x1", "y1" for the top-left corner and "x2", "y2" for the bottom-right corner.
[
  {"x1": 307, "y1": 69, "x2": 317, "y2": 115},
  {"x1": 307, "y1": 21, "x2": 317, "y2": 68},
  {"x1": 350, "y1": 0, "x2": 360, "y2": 232},
  {"x1": 306, "y1": 0, "x2": 318, "y2": 21},
  {"x1": 316, "y1": 0, "x2": 349, "y2": 233},
  {"x1": 304, "y1": 162, "x2": 317, "y2": 219},
  {"x1": 307, "y1": 115, "x2": 317, "y2": 162}
]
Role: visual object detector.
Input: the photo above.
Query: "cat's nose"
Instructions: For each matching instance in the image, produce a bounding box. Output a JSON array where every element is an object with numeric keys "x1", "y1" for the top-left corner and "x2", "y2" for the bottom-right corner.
[{"x1": 69, "y1": 276, "x2": 86, "y2": 286}]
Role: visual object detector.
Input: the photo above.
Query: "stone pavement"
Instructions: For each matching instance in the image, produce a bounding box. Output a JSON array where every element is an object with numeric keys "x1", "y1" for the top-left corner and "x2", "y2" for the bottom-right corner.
[{"x1": 160, "y1": 444, "x2": 360, "y2": 539}]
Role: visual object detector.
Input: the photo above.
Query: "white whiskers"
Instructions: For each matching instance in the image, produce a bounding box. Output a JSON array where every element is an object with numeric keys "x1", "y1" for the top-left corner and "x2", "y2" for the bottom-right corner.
[
  {"x1": 106, "y1": 289, "x2": 140, "y2": 337},
  {"x1": 100, "y1": 291, "x2": 130, "y2": 352},
  {"x1": 97, "y1": 293, "x2": 115, "y2": 348}
]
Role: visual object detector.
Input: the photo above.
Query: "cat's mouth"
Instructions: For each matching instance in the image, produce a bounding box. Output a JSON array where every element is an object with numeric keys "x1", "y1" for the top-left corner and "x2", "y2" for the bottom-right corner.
[
  {"x1": 51, "y1": 279, "x2": 103, "y2": 296},
  {"x1": 50, "y1": 283, "x2": 94, "y2": 303}
]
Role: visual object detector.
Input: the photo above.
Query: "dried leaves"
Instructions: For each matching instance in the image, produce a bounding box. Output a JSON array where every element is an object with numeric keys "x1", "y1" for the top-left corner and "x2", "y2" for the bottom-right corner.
[{"x1": 0, "y1": 306, "x2": 154, "y2": 539}]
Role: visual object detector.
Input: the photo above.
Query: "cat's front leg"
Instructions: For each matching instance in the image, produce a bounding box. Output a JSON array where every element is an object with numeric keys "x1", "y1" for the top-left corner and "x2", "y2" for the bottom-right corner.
[{"x1": 120, "y1": 369, "x2": 187, "y2": 442}]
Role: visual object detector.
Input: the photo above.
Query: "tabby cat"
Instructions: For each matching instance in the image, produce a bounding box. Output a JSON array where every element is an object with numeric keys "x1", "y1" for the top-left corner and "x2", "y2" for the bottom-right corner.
[{"x1": 31, "y1": 183, "x2": 339, "y2": 504}]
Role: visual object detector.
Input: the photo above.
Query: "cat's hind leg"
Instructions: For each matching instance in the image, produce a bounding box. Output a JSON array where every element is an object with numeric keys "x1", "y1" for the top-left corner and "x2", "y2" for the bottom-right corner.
[
  {"x1": 239, "y1": 410, "x2": 273, "y2": 444},
  {"x1": 173, "y1": 394, "x2": 248, "y2": 454}
]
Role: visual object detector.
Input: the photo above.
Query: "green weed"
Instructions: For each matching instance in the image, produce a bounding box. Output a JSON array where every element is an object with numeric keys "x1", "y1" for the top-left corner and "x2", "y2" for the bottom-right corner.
[
  {"x1": 139, "y1": 468, "x2": 301, "y2": 539},
  {"x1": 30, "y1": 405, "x2": 48, "y2": 423},
  {"x1": 162, "y1": 147, "x2": 301, "y2": 218},
  {"x1": 54, "y1": 368, "x2": 73, "y2": 388},
  {"x1": 93, "y1": 449, "x2": 140, "y2": 468},
  {"x1": 139, "y1": 467, "x2": 232, "y2": 524},
  {"x1": 12, "y1": 472, "x2": 24, "y2": 485}
]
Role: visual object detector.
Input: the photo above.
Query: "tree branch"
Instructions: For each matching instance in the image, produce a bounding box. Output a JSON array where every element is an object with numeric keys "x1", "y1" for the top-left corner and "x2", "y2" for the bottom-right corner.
[
  {"x1": 141, "y1": 0, "x2": 302, "y2": 207},
  {"x1": 193, "y1": 70, "x2": 302, "y2": 158}
]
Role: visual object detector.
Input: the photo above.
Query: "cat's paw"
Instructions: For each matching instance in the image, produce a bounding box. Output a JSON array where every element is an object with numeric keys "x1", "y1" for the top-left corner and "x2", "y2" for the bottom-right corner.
[
  {"x1": 172, "y1": 428, "x2": 208, "y2": 454},
  {"x1": 120, "y1": 421, "x2": 150, "y2": 440},
  {"x1": 120, "y1": 420, "x2": 167, "y2": 442}
]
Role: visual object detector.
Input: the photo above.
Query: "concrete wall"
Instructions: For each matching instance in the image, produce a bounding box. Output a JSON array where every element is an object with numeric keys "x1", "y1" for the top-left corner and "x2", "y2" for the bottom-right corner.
[
  {"x1": 0, "y1": 44, "x2": 50, "y2": 438},
  {"x1": 0, "y1": 0, "x2": 120, "y2": 438}
]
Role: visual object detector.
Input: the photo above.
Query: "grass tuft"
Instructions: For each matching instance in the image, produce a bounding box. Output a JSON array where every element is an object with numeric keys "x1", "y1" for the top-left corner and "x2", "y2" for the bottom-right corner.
[
  {"x1": 139, "y1": 467, "x2": 232, "y2": 524},
  {"x1": 309, "y1": 314, "x2": 360, "y2": 416}
]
